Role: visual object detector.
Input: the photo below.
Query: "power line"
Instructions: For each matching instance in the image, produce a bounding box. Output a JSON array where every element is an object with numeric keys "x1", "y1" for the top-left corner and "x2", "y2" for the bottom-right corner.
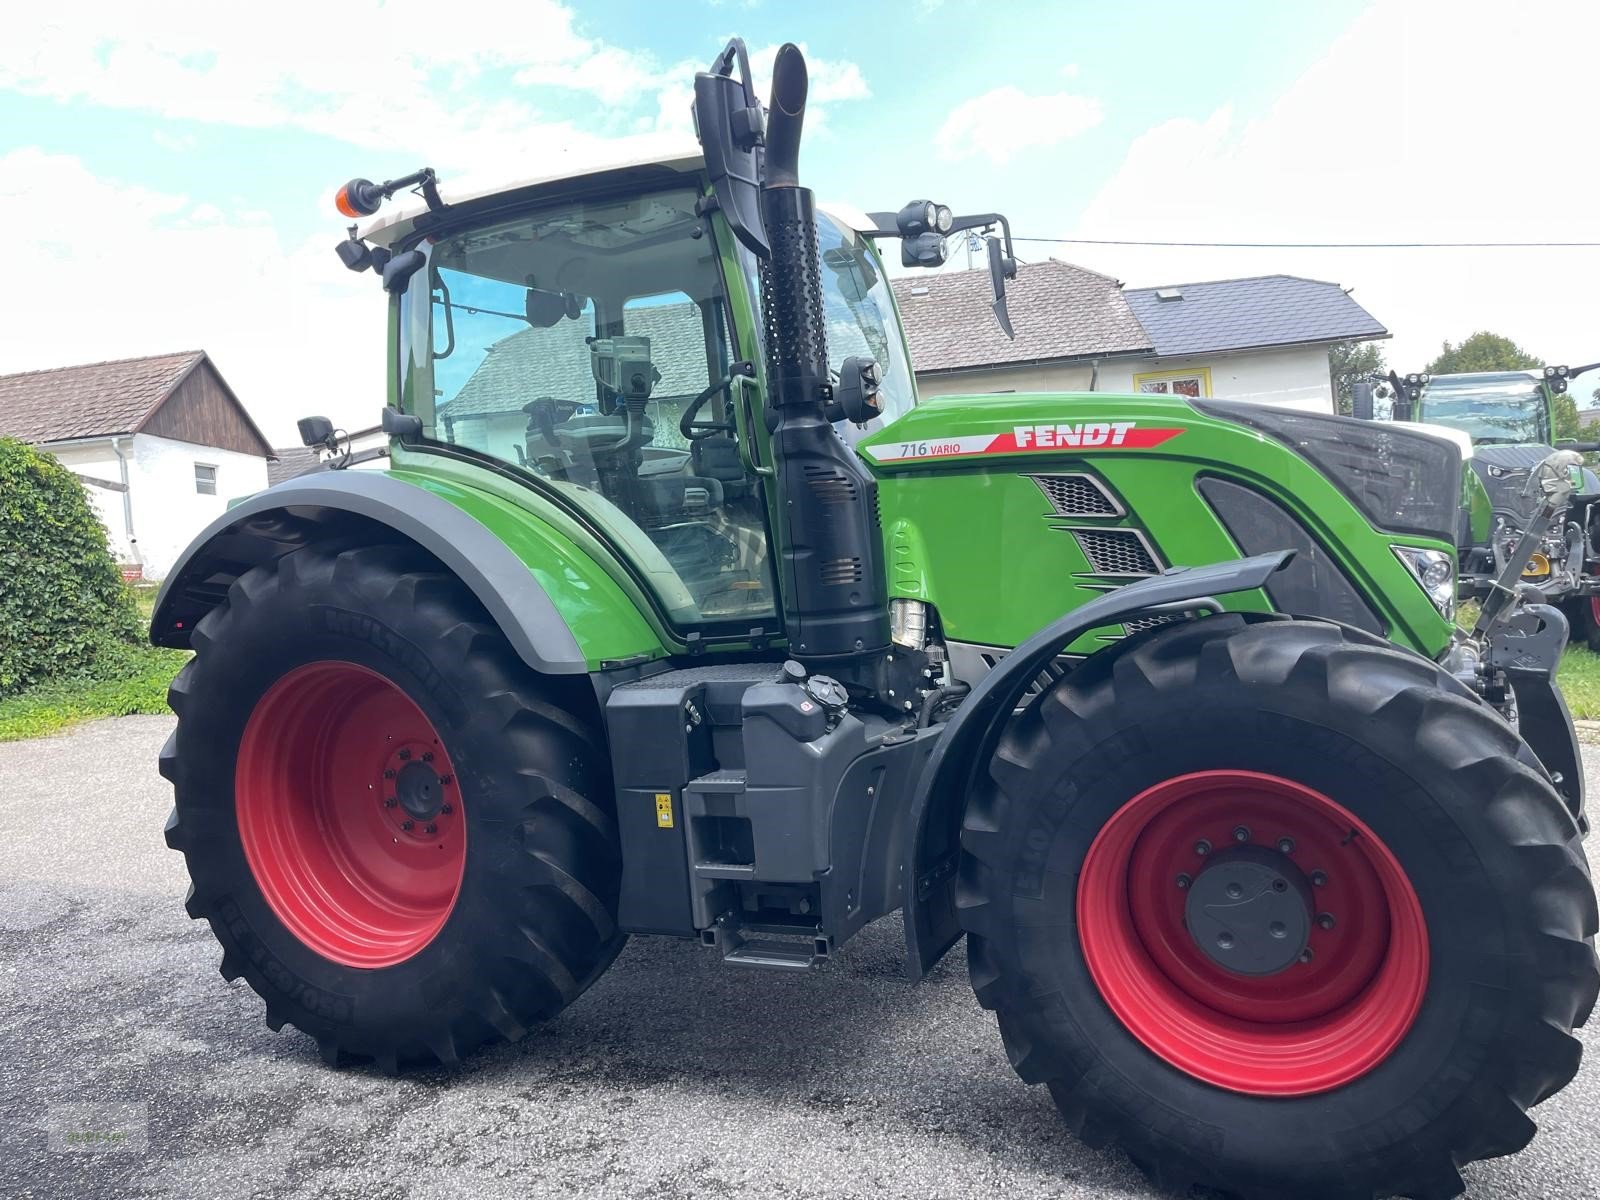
[{"x1": 1011, "y1": 236, "x2": 1600, "y2": 249}]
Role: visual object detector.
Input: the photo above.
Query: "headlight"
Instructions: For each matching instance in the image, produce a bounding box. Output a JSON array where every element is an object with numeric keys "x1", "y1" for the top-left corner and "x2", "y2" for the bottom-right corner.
[{"x1": 1393, "y1": 545, "x2": 1455, "y2": 620}]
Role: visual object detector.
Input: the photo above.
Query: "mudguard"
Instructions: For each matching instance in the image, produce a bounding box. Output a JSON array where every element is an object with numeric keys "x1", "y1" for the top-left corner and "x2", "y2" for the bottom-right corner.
[
  {"x1": 901, "y1": 550, "x2": 1295, "y2": 980},
  {"x1": 151, "y1": 472, "x2": 588, "y2": 674}
]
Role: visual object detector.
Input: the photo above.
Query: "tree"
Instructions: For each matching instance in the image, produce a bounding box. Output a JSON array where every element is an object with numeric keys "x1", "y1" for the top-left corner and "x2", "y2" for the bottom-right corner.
[
  {"x1": 1328, "y1": 339, "x2": 1386, "y2": 416},
  {"x1": 0, "y1": 437, "x2": 142, "y2": 697},
  {"x1": 1424, "y1": 331, "x2": 1541, "y2": 375},
  {"x1": 1553, "y1": 391, "x2": 1582, "y2": 442}
]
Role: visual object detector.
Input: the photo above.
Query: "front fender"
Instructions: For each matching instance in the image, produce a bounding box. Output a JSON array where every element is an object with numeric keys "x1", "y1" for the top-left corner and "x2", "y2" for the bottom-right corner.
[
  {"x1": 152, "y1": 471, "x2": 662, "y2": 675},
  {"x1": 901, "y1": 550, "x2": 1295, "y2": 980}
]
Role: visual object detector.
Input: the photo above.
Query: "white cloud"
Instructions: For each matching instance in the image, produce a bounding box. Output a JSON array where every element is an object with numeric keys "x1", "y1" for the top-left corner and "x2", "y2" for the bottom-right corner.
[
  {"x1": 0, "y1": 10, "x2": 872, "y2": 175},
  {"x1": 1066, "y1": 0, "x2": 1600, "y2": 375},
  {"x1": 936, "y1": 85, "x2": 1103, "y2": 165},
  {"x1": 0, "y1": 148, "x2": 378, "y2": 446}
]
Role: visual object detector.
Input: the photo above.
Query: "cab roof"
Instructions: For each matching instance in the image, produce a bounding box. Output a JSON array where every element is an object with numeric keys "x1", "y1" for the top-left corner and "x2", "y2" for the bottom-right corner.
[{"x1": 357, "y1": 137, "x2": 875, "y2": 247}]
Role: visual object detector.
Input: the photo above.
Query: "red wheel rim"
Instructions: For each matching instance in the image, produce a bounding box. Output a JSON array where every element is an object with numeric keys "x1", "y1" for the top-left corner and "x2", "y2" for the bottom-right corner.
[
  {"x1": 1590, "y1": 595, "x2": 1600, "y2": 626},
  {"x1": 1077, "y1": 770, "x2": 1428, "y2": 1095},
  {"x1": 236, "y1": 661, "x2": 465, "y2": 968}
]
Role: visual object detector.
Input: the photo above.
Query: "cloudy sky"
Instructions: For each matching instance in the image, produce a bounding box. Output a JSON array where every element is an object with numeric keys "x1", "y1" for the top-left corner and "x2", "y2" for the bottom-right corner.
[{"x1": 2, "y1": 0, "x2": 1595, "y2": 443}]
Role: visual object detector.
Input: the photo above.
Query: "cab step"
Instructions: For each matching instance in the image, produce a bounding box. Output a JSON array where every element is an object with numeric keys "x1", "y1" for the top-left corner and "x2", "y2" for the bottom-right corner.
[{"x1": 703, "y1": 920, "x2": 832, "y2": 971}]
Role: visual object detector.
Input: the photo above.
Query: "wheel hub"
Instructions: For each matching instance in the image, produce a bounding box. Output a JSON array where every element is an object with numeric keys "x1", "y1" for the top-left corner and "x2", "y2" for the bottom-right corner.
[
  {"x1": 1184, "y1": 846, "x2": 1312, "y2": 975},
  {"x1": 395, "y1": 758, "x2": 444, "y2": 821}
]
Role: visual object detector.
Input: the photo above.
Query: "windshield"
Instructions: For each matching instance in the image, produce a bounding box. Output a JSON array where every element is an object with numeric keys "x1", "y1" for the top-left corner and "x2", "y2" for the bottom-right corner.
[
  {"x1": 817, "y1": 217, "x2": 917, "y2": 425},
  {"x1": 397, "y1": 186, "x2": 777, "y2": 630},
  {"x1": 1418, "y1": 372, "x2": 1549, "y2": 445},
  {"x1": 739, "y1": 214, "x2": 917, "y2": 430}
]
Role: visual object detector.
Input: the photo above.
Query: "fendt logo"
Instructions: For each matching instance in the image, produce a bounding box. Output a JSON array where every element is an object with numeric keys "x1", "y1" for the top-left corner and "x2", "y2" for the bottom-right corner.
[
  {"x1": 870, "y1": 422, "x2": 1183, "y2": 463},
  {"x1": 1013, "y1": 422, "x2": 1136, "y2": 448}
]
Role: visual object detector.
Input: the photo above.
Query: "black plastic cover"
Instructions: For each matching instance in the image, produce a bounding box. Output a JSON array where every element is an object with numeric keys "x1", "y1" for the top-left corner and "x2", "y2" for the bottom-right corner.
[
  {"x1": 1195, "y1": 400, "x2": 1461, "y2": 542},
  {"x1": 1197, "y1": 476, "x2": 1383, "y2": 634}
]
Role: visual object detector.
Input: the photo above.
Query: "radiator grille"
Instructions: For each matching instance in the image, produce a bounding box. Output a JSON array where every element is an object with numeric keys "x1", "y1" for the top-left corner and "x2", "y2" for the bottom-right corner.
[
  {"x1": 1030, "y1": 473, "x2": 1121, "y2": 517},
  {"x1": 1072, "y1": 528, "x2": 1160, "y2": 576}
]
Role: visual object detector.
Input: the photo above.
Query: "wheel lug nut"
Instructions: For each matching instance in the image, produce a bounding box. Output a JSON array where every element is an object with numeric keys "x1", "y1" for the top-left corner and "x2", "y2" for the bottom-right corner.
[
  {"x1": 422, "y1": 751, "x2": 434, "y2": 763},
  {"x1": 398, "y1": 749, "x2": 411, "y2": 761},
  {"x1": 1225, "y1": 883, "x2": 1242, "y2": 899},
  {"x1": 1311, "y1": 870, "x2": 1328, "y2": 887},
  {"x1": 1232, "y1": 825, "x2": 1251, "y2": 843},
  {"x1": 1276, "y1": 836, "x2": 1295, "y2": 854},
  {"x1": 1217, "y1": 932, "x2": 1234, "y2": 949},
  {"x1": 383, "y1": 768, "x2": 396, "y2": 780},
  {"x1": 1299, "y1": 947, "x2": 1315, "y2": 964},
  {"x1": 401, "y1": 819, "x2": 414, "y2": 831},
  {"x1": 1194, "y1": 839, "x2": 1212, "y2": 857},
  {"x1": 1175, "y1": 873, "x2": 1192, "y2": 890},
  {"x1": 425, "y1": 823, "x2": 437, "y2": 835},
  {"x1": 384, "y1": 797, "x2": 397, "y2": 808},
  {"x1": 1317, "y1": 912, "x2": 1336, "y2": 930},
  {"x1": 440, "y1": 775, "x2": 454, "y2": 787},
  {"x1": 441, "y1": 803, "x2": 453, "y2": 815}
]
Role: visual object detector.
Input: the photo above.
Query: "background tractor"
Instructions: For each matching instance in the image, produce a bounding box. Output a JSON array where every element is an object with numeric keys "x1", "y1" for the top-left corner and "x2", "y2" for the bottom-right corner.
[
  {"x1": 155, "y1": 40, "x2": 1598, "y2": 1200},
  {"x1": 1356, "y1": 365, "x2": 1600, "y2": 645}
]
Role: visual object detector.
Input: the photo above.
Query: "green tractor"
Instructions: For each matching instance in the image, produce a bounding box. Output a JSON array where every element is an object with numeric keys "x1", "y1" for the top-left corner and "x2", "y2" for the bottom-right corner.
[
  {"x1": 1357, "y1": 366, "x2": 1600, "y2": 614},
  {"x1": 156, "y1": 41, "x2": 1597, "y2": 1200}
]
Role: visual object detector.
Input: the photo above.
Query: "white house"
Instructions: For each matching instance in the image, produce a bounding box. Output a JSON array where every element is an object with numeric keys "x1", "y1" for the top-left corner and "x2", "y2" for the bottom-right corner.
[
  {"x1": 0, "y1": 351, "x2": 273, "y2": 580},
  {"x1": 892, "y1": 262, "x2": 1387, "y2": 412}
]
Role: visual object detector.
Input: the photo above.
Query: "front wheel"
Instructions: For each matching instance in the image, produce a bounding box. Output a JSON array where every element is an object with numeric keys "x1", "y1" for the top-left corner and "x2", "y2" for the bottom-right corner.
[
  {"x1": 958, "y1": 616, "x2": 1598, "y2": 1200},
  {"x1": 162, "y1": 542, "x2": 625, "y2": 1070}
]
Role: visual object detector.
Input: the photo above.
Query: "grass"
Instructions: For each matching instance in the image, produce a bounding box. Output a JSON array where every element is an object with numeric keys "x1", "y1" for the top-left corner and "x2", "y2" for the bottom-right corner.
[{"x1": 0, "y1": 585, "x2": 188, "y2": 742}]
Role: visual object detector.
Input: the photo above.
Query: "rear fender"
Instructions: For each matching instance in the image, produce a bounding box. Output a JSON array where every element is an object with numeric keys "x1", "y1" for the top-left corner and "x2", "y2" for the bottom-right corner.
[
  {"x1": 901, "y1": 550, "x2": 1294, "y2": 980},
  {"x1": 152, "y1": 472, "x2": 608, "y2": 674}
]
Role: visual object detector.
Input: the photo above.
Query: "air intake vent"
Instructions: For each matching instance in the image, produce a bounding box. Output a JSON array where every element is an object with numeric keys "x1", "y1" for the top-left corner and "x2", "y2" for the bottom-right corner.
[
  {"x1": 1071, "y1": 528, "x2": 1160, "y2": 576},
  {"x1": 1122, "y1": 613, "x2": 1179, "y2": 635},
  {"x1": 1030, "y1": 473, "x2": 1121, "y2": 517},
  {"x1": 820, "y1": 557, "x2": 863, "y2": 585},
  {"x1": 805, "y1": 464, "x2": 858, "y2": 505}
]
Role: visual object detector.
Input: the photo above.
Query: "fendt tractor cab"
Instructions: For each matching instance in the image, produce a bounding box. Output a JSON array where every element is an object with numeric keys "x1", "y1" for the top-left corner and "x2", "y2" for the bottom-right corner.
[
  {"x1": 1359, "y1": 365, "x2": 1600, "y2": 614},
  {"x1": 154, "y1": 41, "x2": 1597, "y2": 1200}
]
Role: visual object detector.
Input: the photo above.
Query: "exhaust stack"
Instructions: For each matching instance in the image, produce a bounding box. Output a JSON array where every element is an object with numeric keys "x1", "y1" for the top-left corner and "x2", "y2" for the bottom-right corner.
[{"x1": 755, "y1": 44, "x2": 890, "y2": 664}]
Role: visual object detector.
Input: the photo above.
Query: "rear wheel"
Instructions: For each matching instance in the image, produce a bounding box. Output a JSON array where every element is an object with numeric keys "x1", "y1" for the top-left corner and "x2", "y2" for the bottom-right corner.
[
  {"x1": 162, "y1": 542, "x2": 624, "y2": 1070},
  {"x1": 958, "y1": 616, "x2": 1598, "y2": 1200}
]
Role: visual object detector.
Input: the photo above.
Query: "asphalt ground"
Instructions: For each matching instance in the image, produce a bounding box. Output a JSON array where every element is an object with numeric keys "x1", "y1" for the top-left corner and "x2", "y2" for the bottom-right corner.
[{"x1": 3, "y1": 715, "x2": 1599, "y2": 1200}]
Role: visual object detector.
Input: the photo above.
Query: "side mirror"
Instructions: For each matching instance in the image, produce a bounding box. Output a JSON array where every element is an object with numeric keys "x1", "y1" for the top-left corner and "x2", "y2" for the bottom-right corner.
[
  {"x1": 692, "y1": 39, "x2": 769, "y2": 259},
  {"x1": 525, "y1": 286, "x2": 582, "y2": 328},
  {"x1": 1350, "y1": 381, "x2": 1375, "y2": 421},
  {"x1": 988, "y1": 236, "x2": 1017, "y2": 340},
  {"x1": 835, "y1": 357, "x2": 883, "y2": 424},
  {"x1": 296, "y1": 416, "x2": 335, "y2": 449}
]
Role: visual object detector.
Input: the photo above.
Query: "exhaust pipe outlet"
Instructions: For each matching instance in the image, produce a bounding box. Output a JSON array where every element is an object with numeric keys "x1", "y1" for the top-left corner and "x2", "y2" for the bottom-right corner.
[{"x1": 763, "y1": 43, "x2": 806, "y2": 189}]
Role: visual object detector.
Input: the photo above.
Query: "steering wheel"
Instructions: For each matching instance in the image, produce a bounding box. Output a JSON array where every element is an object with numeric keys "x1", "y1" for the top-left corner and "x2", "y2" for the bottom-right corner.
[{"x1": 680, "y1": 363, "x2": 753, "y2": 442}]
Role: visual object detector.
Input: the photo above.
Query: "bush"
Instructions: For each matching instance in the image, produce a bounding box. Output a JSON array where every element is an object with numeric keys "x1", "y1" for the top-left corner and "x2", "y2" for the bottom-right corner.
[{"x1": 0, "y1": 437, "x2": 143, "y2": 697}]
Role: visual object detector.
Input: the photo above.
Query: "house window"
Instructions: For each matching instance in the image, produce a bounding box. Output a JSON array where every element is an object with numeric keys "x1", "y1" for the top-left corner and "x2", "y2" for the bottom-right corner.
[
  {"x1": 194, "y1": 464, "x2": 217, "y2": 495},
  {"x1": 1133, "y1": 367, "x2": 1212, "y2": 398}
]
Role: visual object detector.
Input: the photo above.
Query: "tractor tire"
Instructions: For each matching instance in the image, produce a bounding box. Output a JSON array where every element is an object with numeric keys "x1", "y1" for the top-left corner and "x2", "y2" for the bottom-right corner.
[
  {"x1": 958, "y1": 615, "x2": 1598, "y2": 1200},
  {"x1": 162, "y1": 541, "x2": 624, "y2": 1071}
]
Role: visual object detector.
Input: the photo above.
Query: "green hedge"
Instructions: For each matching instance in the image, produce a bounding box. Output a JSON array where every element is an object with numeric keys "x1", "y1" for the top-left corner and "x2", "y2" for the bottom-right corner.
[{"x1": 0, "y1": 437, "x2": 142, "y2": 697}]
